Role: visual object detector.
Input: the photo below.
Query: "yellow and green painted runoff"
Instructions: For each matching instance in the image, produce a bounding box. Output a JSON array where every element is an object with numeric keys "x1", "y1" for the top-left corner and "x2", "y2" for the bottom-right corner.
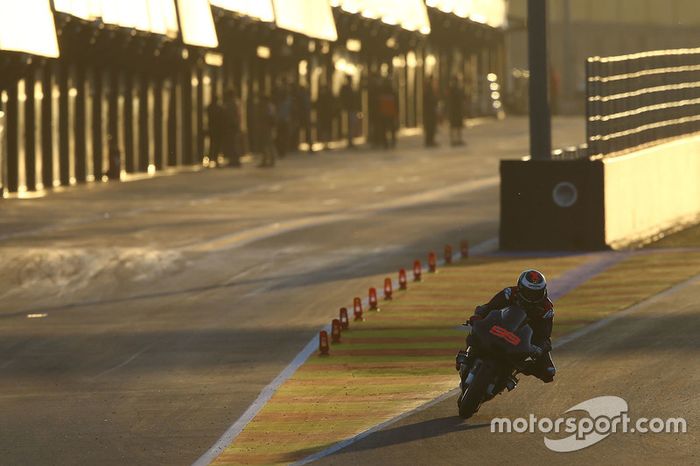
[{"x1": 212, "y1": 244, "x2": 700, "y2": 465}]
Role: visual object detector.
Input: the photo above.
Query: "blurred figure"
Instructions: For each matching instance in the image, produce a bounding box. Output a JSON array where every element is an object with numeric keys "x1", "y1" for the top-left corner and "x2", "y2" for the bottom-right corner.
[
  {"x1": 367, "y1": 74, "x2": 382, "y2": 147},
  {"x1": 222, "y1": 88, "x2": 242, "y2": 167},
  {"x1": 377, "y1": 78, "x2": 398, "y2": 149},
  {"x1": 289, "y1": 83, "x2": 301, "y2": 152},
  {"x1": 293, "y1": 82, "x2": 313, "y2": 152},
  {"x1": 247, "y1": 89, "x2": 259, "y2": 155},
  {"x1": 339, "y1": 75, "x2": 359, "y2": 148},
  {"x1": 448, "y1": 76, "x2": 465, "y2": 146},
  {"x1": 316, "y1": 83, "x2": 335, "y2": 150},
  {"x1": 105, "y1": 135, "x2": 121, "y2": 181},
  {"x1": 207, "y1": 96, "x2": 225, "y2": 163},
  {"x1": 423, "y1": 75, "x2": 439, "y2": 147},
  {"x1": 257, "y1": 94, "x2": 277, "y2": 168},
  {"x1": 275, "y1": 82, "x2": 292, "y2": 157}
]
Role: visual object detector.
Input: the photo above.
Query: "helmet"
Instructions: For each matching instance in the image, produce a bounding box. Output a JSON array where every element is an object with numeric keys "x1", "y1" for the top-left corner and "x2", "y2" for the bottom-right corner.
[{"x1": 517, "y1": 269, "x2": 547, "y2": 304}]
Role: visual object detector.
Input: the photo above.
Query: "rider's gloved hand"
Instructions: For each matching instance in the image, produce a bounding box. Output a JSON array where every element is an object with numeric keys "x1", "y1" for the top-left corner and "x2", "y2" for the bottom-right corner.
[{"x1": 467, "y1": 314, "x2": 482, "y2": 326}]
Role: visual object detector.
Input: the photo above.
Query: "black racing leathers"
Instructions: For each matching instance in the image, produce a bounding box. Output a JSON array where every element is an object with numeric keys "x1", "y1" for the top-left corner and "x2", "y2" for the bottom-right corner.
[{"x1": 471, "y1": 286, "x2": 556, "y2": 382}]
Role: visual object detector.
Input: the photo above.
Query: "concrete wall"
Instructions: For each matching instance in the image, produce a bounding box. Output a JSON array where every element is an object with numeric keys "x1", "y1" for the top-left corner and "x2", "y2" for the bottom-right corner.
[
  {"x1": 604, "y1": 136, "x2": 700, "y2": 248},
  {"x1": 500, "y1": 158, "x2": 606, "y2": 250},
  {"x1": 500, "y1": 134, "x2": 700, "y2": 251}
]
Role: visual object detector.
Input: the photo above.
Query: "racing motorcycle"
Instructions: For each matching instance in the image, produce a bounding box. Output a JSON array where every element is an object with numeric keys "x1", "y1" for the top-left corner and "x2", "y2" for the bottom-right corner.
[{"x1": 456, "y1": 304, "x2": 544, "y2": 419}]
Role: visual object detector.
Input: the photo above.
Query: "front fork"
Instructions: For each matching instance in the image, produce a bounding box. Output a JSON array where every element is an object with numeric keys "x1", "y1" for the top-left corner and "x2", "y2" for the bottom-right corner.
[
  {"x1": 459, "y1": 358, "x2": 478, "y2": 391},
  {"x1": 460, "y1": 355, "x2": 520, "y2": 399},
  {"x1": 485, "y1": 369, "x2": 520, "y2": 400}
]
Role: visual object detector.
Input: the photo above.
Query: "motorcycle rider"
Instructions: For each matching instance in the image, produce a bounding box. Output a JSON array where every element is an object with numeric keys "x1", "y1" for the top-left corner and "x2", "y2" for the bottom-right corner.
[{"x1": 456, "y1": 269, "x2": 556, "y2": 383}]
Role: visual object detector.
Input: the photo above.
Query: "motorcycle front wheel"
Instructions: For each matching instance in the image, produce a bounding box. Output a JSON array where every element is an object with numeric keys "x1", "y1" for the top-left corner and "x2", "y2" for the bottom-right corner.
[{"x1": 457, "y1": 362, "x2": 496, "y2": 419}]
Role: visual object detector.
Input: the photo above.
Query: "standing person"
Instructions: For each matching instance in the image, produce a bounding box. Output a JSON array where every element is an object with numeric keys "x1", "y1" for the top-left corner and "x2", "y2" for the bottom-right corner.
[
  {"x1": 316, "y1": 83, "x2": 335, "y2": 150},
  {"x1": 207, "y1": 96, "x2": 225, "y2": 163},
  {"x1": 367, "y1": 75, "x2": 382, "y2": 147},
  {"x1": 448, "y1": 76, "x2": 465, "y2": 146},
  {"x1": 423, "y1": 75, "x2": 439, "y2": 147},
  {"x1": 339, "y1": 75, "x2": 359, "y2": 148},
  {"x1": 293, "y1": 82, "x2": 313, "y2": 152},
  {"x1": 289, "y1": 83, "x2": 301, "y2": 152},
  {"x1": 222, "y1": 88, "x2": 242, "y2": 167},
  {"x1": 105, "y1": 134, "x2": 121, "y2": 180},
  {"x1": 247, "y1": 89, "x2": 260, "y2": 155},
  {"x1": 378, "y1": 78, "x2": 398, "y2": 149},
  {"x1": 274, "y1": 83, "x2": 292, "y2": 158},
  {"x1": 257, "y1": 94, "x2": 277, "y2": 168}
]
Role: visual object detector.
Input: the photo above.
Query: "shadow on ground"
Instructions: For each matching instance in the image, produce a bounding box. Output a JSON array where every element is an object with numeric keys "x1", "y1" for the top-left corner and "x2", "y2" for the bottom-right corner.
[{"x1": 336, "y1": 415, "x2": 490, "y2": 453}]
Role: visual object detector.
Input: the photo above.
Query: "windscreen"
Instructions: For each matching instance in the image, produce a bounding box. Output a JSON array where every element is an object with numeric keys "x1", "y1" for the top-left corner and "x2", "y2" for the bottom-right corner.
[{"x1": 499, "y1": 306, "x2": 528, "y2": 332}]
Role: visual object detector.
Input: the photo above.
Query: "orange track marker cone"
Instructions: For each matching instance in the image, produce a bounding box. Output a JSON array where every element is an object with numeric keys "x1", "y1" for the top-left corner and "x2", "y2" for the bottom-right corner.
[
  {"x1": 444, "y1": 244, "x2": 453, "y2": 264},
  {"x1": 428, "y1": 252, "x2": 437, "y2": 273},
  {"x1": 398, "y1": 269, "x2": 408, "y2": 290},
  {"x1": 383, "y1": 278, "x2": 393, "y2": 300},
  {"x1": 460, "y1": 240, "x2": 469, "y2": 258},
  {"x1": 369, "y1": 287, "x2": 379, "y2": 311},
  {"x1": 353, "y1": 297, "x2": 364, "y2": 321},
  {"x1": 413, "y1": 260, "x2": 422, "y2": 282},
  {"x1": 339, "y1": 307, "x2": 349, "y2": 329},
  {"x1": 319, "y1": 331, "x2": 330, "y2": 355},
  {"x1": 331, "y1": 319, "x2": 342, "y2": 344}
]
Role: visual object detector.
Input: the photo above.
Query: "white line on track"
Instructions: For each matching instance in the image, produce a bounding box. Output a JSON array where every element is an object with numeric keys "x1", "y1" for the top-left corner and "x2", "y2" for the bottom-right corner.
[{"x1": 191, "y1": 329, "x2": 331, "y2": 466}]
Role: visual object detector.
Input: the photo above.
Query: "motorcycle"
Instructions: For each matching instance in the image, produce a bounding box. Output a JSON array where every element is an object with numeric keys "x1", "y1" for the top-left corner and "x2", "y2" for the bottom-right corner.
[{"x1": 456, "y1": 304, "x2": 544, "y2": 419}]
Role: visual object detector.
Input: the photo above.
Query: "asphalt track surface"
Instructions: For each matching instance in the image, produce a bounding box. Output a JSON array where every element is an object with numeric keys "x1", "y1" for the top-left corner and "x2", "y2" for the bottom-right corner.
[
  {"x1": 317, "y1": 274, "x2": 700, "y2": 465},
  {"x1": 0, "y1": 117, "x2": 583, "y2": 465}
]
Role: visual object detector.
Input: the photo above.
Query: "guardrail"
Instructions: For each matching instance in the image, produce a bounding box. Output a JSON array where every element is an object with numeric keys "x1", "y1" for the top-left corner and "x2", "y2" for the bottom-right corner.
[
  {"x1": 551, "y1": 143, "x2": 588, "y2": 161},
  {"x1": 586, "y1": 48, "x2": 700, "y2": 158}
]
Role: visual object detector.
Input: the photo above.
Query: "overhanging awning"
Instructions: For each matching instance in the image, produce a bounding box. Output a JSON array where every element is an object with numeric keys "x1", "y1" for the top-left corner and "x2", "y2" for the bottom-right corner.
[
  {"x1": 53, "y1": 0, "x2": 180, "y2": 38},
  {"x1": 0, "y1": 0, "x2": 59, "y2": 57},
  {"x1": 53, "y1": 0, "x2": 218, "y2": 48},
  {"x1": 425, "y1": 0, "x2": 508, "y2": 29},
  {"x1": 210, "y1": 0, "x2": 275, "y2": 22},
  {"x1": 330, "y1": 0, "x2": 431, "y2": 34},
  {"x1": 176, "y1": 0, "x2": 219, "y2": 47},
  {"x1": 272, "y1": 0, "x2": 338, "y2": 42}
]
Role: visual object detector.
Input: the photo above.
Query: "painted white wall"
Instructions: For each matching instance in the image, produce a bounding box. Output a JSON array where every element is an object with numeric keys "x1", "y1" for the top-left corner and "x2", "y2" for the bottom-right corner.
[{"x1": 604, "y1": 135, "x2": 700, "y2": 247}]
